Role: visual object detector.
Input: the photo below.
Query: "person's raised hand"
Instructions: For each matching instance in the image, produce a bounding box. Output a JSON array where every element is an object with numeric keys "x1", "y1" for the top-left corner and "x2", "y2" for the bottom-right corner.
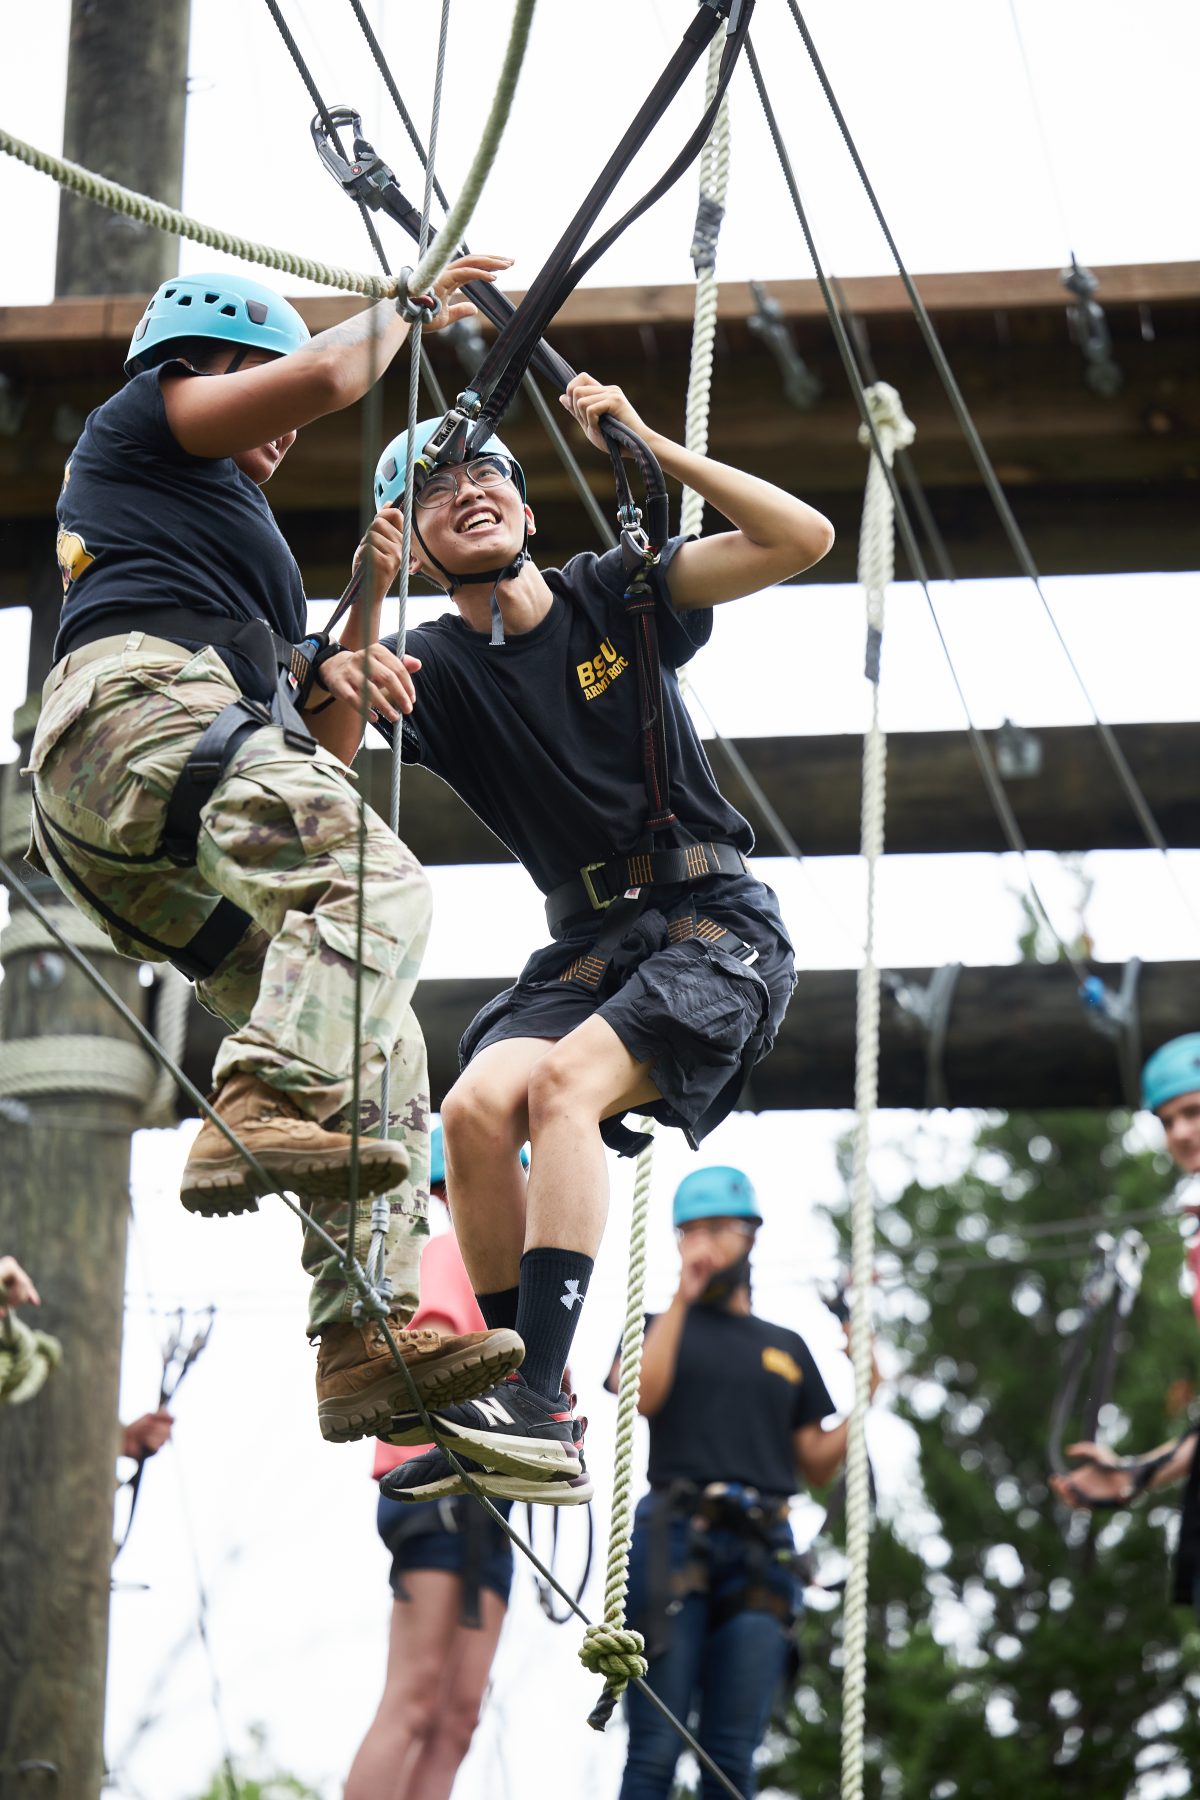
[
  {"x1": 121, "y1": 1409, "x2": 174, "y2": 1461},
  {"x1": 0, "y1": 1256, "x2": 40, "y2": 1307},
  {"x1": 559, "y1": 372, "x2": 652, "y2": 454},
  {"x1": 421, "y1": 253, "x2": 514, "y2": 334}
]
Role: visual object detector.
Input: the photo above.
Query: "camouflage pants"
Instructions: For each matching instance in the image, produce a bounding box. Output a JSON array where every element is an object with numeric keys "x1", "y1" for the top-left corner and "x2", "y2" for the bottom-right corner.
[{"x1": 27, "y1": 632, "x2": 432, "y2": 1330}]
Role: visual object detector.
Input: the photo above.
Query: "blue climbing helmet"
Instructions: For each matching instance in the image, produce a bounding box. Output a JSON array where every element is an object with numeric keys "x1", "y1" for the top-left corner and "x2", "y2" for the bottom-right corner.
[
  {"x1": 1141, "y1": 1034, "x2": 1200, "y2": 1113},
  {"x1": 374, "y1": 420, "x2": 530, "y2": 641},
  {"x1": 374, "y1": 419, "x2": 526, "y2": 510},
  {"x1": 124, "y1": 272, "x2": 310, "y2": 376},
  {"x1": 672, "y1": 1166, "x2": 762, "y2": 1230}
]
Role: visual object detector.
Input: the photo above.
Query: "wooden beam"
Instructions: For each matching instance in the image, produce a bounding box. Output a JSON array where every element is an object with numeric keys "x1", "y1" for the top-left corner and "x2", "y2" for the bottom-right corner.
[
  {"x1": 2, "y1": 264, "x2": 1198, "y2": 347},
  {"x1": 178, "y1": 959, "x2": 1197, "y2": 1115},
  {"x1": 351, "y1": 722, "x2": 1198, "y2": 865}
]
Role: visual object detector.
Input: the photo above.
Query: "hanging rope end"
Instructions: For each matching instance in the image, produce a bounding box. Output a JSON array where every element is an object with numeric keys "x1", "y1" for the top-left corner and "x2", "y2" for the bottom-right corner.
[{"x1": 579, "y1": 1623, "x2": 647, "y2": 1730}]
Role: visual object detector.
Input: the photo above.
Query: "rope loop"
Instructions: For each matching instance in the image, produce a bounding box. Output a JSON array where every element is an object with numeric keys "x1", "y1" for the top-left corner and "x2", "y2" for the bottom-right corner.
[{"x1": 857, "y1": 380, "x2": 916, "y2": 456}]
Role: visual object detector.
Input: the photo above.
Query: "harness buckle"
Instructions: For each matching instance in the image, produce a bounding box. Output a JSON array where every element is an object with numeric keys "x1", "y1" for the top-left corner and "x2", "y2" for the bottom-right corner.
[{"x1": 580, "y1": 862, "x2": 614, "y2": 911}]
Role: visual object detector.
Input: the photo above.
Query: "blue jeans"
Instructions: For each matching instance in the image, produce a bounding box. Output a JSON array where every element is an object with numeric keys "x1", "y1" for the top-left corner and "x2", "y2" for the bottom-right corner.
[{"x1": 618, "y1": 1497, "x2": 798, "y2": 1800}]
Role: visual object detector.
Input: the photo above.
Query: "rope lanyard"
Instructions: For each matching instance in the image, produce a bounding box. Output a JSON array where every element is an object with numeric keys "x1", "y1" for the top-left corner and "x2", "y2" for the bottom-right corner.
[
  {"x1": 839, "y1": 384, "x2": 911, "y2": 1800},
  {"x1": 113, "y1": 1307, "x2": 216, "y2": 1561},
  {"x1": 1046, "y1": 1229, "x2": 1148, "y2": 1480}
]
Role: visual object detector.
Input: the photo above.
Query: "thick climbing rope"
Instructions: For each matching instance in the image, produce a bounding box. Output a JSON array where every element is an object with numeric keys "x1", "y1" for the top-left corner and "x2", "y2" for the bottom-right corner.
[
  {"x1": 0, "y1": 126, "x2": 396, "y2": 298},
  {"x1": 783, "y1": 5, "x2": 1196, "y2": 935},
  {"x1": 580, "y1": 1127, "x2": 654, "y2": 1729},
  {"x1": 841, "y1": 382, "x2": 912, "y2": 1800},
  {"x1": 680, "y1": 32, "x2": 731, "y2": 539}
]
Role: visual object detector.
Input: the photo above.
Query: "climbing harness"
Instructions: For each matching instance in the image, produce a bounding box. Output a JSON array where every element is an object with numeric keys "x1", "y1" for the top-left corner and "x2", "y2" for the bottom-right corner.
[
  {"x1": 113, "y1": 1306, "x2": 215, "y2": 1561},
  {"x1": 30, "y1": 610, "x2": 333, "y2": 982},
  {"x1": 643, "y1": 1480, "x2": 801, "y2": 1657},
  {"x1": 385, "y1": 1494, "x2": 494, "y2": 1627},
  {"x1": 1047, "y1": 1228, "x2": 1149, "y2": 1483}
]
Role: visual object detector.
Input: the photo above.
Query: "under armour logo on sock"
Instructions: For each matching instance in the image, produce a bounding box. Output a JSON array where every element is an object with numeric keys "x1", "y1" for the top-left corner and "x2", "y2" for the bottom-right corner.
[{"x1": 560, "y1": 1279, "x2": 584, "y2": 1312}]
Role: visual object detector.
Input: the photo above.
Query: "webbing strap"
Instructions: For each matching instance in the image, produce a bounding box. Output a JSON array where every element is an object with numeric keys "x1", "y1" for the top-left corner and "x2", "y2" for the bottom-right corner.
[
  {"x1": 32, "y1": 795, "x2": 251, "y2": 983},
  {"x1": 467, "y1": 1, "x2": 755, "y2": 441}
]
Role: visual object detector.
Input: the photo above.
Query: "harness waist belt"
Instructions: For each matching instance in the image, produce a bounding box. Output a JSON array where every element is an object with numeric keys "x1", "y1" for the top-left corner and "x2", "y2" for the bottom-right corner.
[{"x1": 545, "y1": 841, "x2": 749, "y2": 933}]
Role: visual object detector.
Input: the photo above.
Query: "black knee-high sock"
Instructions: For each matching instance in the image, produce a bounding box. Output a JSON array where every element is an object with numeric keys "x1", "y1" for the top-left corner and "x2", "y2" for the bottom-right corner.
[
  {"x1": 476, "y1": 1286, "x2": 520, "y2": 1332},
  {"x1": 515, "y1": 1248, "x2": 594, "y2": 1399}
]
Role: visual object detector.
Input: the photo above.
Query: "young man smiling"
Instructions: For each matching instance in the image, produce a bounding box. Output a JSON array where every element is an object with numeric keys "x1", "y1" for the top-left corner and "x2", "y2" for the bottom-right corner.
[{"x1": 332, "y1": 373, "x2": 834, "y2": 1505}]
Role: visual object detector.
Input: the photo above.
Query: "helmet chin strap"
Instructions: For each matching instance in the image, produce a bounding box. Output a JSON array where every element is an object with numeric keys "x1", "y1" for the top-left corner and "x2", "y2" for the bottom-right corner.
[
  {"x1": 696, "y1": 1248, "x2": 753, "y2": 1311},
  {"x1": 412, "y1": 516, "x2": 530, "y2": 646}
]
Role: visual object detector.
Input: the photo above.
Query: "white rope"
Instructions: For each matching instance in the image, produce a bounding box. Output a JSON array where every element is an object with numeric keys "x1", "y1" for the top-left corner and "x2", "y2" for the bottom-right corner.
[
  {"x1": 0, "y1": 1035, "x2": 159, "y2": 1103},
  {"x1": 841, "y1": 381, "x2": 913, "y2": 1800},
  {"x1": 680, "y1": 33, "x2": 731, "y2": 539}
]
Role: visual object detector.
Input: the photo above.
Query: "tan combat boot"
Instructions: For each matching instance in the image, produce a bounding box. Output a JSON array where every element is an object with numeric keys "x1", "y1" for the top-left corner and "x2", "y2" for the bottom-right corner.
[
  {"x1": 315, "y1": 1318, "x2": 525, "y2": 1444},
  {"x1": 180, "y1": 1072, "x2": 408, "y2": 1217}
]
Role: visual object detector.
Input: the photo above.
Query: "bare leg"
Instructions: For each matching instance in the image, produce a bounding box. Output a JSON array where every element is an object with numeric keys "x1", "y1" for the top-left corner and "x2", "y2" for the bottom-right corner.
[
  {"x1": 523, "y1": 1014, "x2": 659, "y2": 1257},
  {"x1": 345, "y1": 1574, "x2": 462, "y2": 1800},
  {"x1": 407, "y1": 1587, "x2": 508, "y2": 1800},
  {"x1": 440, "y1": 1037, "x2": 548, "y2": 1293}
]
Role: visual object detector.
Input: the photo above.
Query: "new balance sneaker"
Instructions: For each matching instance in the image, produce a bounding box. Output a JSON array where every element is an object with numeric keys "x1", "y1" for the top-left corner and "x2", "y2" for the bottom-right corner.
[
  {"x1": 383, "y1": 1371, "x2": 581, "y2": 1480},
  {"x1": 380, "y1": 1441, "x2": 593, "y2": 1507}
]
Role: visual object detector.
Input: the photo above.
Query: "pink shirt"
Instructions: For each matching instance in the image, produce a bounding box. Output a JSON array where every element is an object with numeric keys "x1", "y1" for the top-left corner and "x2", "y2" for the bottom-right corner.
[{"x1": 372, "y1": 1232, "x2": 485, "y2": 1480}]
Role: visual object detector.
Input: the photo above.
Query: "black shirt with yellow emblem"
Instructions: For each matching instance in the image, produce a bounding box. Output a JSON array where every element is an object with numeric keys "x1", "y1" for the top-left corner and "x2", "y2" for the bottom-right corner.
[
  {"x1": 382, "y1": 537, "x2": 754, "y2": 897},
  {"x1": 53, "y1": 365, "x2": 308, "y2": 700},
  {"x1": 610, "y1": 1306, "x2": 835, "y2": 1497}
]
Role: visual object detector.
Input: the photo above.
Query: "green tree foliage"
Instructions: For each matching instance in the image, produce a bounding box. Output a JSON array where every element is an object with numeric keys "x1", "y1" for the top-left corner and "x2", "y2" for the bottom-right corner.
[{"x1": 764, "y1": 1108, "x2": 1200, "y2": 1799}]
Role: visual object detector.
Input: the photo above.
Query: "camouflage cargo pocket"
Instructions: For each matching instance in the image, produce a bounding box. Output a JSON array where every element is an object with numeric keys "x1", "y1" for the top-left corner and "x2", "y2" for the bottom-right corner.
[{"x1": 22, "y1": 670, "x2": 96, "y2": 781}]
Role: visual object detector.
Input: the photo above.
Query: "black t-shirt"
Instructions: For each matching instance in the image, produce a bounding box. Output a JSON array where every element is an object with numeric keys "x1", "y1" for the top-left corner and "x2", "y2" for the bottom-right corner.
[
  {"x1": 53, "y1": 364, "x2": 308, "y2": 700},
  {"x1": 377, "y1": 539, "x2": 754, "y2": 897},
  {"x1": 607, "y1": 1306, "x2": 836, "y2": 1496},
  {"x1": 1172, "y1": 1428, "x2": 1200, "y2": 1605}
]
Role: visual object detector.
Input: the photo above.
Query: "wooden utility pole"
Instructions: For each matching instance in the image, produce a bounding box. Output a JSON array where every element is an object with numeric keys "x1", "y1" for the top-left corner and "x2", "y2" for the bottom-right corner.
[
  {"x1": 0, "y1": 3, "x2": 192, "y2": 1792},
  {"x1": 55, "y1": 0, "x2": 191, "y2": 298}
]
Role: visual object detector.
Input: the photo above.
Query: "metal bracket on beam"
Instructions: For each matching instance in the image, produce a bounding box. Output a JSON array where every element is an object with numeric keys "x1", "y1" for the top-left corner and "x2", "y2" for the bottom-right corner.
[
  {"x1": 1079, "y1": 956, "x2": 1142, "y2": 1109},
  {"x1": 1062, "y1": 256, "x2": 1122, "y2": 399},
  {"x1": 747, "y1": 280, "x2": 822, "y2": 411},
  {"x1": 995, "y1": 718, "x2": 1043, "y2": 780},
  {"x1": 884, "y1": 962, "x2": 962, "y2": 1109}
]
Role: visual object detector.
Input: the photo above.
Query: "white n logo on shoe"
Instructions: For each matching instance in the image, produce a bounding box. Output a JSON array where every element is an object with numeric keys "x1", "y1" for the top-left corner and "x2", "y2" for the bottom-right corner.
[{"x1": 473, "y1": 1395, "x2": 515, "y2": 1428}]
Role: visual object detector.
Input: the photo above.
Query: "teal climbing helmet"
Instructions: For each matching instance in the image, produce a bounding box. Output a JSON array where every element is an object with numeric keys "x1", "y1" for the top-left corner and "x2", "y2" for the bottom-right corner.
[
  {"x1": 1141, "y1": 1034, "x2": 1200, "y2": 1113},
  {"x1": 374, "y1": 419, "x2": 526, "y2": 509},
  {"x1": 124, "y1": 272, "x2": 310, "y2": 376},
  {"x1": 672, "y1": 1166, "x2": 762, "y2": 1230}
]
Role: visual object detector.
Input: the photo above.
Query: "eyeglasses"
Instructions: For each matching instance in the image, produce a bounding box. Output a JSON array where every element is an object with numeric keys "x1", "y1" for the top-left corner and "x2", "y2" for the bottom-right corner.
[
  {"x1": 675, "y1": 1219, "x2": 755, "y2": 1243},
  {"x1": 415, "y1": 453, "x2": 514, "y2": 510}
]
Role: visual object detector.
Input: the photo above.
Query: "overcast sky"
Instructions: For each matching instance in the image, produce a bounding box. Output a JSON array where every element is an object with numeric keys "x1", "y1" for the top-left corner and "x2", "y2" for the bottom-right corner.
[{"x1": 1, "y1": 2, "x2": 1198, "y2": 1795}]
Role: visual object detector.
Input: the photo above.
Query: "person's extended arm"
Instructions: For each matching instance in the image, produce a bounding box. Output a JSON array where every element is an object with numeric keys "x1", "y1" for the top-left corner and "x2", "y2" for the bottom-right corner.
[
  {"x1": 163, "y1": 254, "x2": 512, "y2": 458},
  {"x1": 1051, "y1": 1431, "x2": 1198, "y2": 1509},
  {"x1": 303, "y1": 507, "x2": 422, "y2": 765},
  {"x1": 559, "y1": 371, "x2": 835, "y2": 609},
  {"x1": 793, "y1": 1328, "x2": 881, "y2": 1490},
  {"x1": 634, "y1": 1293, "x2": 692, "y2": 1418}
]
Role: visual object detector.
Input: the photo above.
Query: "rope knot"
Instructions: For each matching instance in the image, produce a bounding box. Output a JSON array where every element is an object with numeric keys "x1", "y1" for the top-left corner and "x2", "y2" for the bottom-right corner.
[
  {"x1": 0, "y1": 1315, "x2": 64, "y2": 1407},
  {"x1": 857, "y1": 380, "x2": 915, "y2": 456},
  {"x1": 580, "y1": 1623, "x2": 647, "y2": 1730}
]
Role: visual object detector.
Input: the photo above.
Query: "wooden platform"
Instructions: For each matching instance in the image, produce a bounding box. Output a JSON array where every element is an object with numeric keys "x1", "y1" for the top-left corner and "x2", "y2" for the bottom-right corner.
[{"x1": 2, "y1": 261, "x2": 1197, "y2": 608}]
